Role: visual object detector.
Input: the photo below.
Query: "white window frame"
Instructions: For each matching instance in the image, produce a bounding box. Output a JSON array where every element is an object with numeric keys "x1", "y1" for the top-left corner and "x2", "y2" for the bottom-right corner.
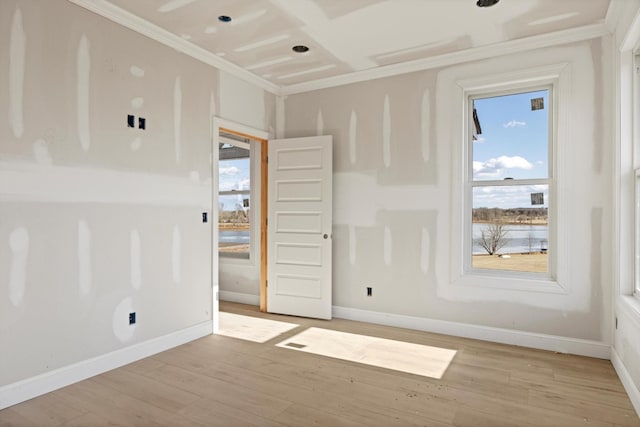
[
  {"x1": 218, "y1": 138, "x2": 254, "y2": 261},
  {"x1": 466, "y1": 85, "x2": 554, "y2": 279},
  {"x1": 451, "y1": 63, "x2": 570, "y2": 294},
  {"x1": 634, "y1": 51, "x2": 640, "y2": 298}
]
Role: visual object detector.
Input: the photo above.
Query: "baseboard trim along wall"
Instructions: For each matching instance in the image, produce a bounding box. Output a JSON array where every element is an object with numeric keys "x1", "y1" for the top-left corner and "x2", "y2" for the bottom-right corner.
[
  {"x1": 612, "y1": 348, "x2": 640, "y2": 417},
  {"x1": 219, "y1": 291, "x2": 260, "y2": 306},
  {"x1": 0, "y1": 320, "x2": 213, "y2": 410},
  {"x1": 332, "y1": 306, "x2": 611, "y2": 359}
]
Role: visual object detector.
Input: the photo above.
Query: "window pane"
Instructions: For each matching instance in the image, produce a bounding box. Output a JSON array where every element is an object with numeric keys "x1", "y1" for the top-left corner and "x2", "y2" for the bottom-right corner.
[
  {"x1": 219, "y1": 145, "x2": 250, "y2": 257},
  {"x1": 472, "y1": 90, "x2": 549, "y2": 181},
  {"x1": 219, "y1": 149, "x2": 250, "y2": 191},
  {"x1": 219, "y1": 194, "x2": 250, "y2": 255},
  {"x1": 472, "y1": 185, "x2": 548, "y2": 273}
]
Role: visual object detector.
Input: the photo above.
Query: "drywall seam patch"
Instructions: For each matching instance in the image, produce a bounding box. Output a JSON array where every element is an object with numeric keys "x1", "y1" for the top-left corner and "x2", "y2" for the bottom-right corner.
[
  {"x1": 113, "y1": 297, "x2": 135, "y2": 342},
  {"x1": 383, "y1": 95, "x2": 391, "y2": 168},
  {"x1": 349, "y1": 224, "x2": 356, "y2": 265},
  {"x1": 131, "y1": 136, "x2": 142, "y2": 151},
  {"x1": 78, "y1": 220, "x2": 91, "y2": 295},
  {"x1": 174, "y1": 76, "x2": 182, "y2": 163},
  {"x1": 420, "y1": 227, "x2": 430, "y2": 274},
  {"x1": 210, "y1": 90, "x2": 216, "y2": 119},
  {"x1": 172, "y1": 225, "x2": 181, "y2": 284},
  {"x1": 130, "y1": 65, "x2": 145, "y2": 77},
  {"x1": 77, "y1": 34, "x2": 91, "y2": 151},
  {"x1": 33, "y1": 139, "x2": 52, "y2": 165},
  {"x1": 130, "y1": 229, "x2": 141, "y2": 290},
  {"x1": 0, "y1": 162, "x2": 210, "y2": 206},
  {"x1": 9, "y1": 227, "x2": 29, "y2": 306},
  {"x1": 131, "y1": 97, "x2": 144, "y2": 109},
  {"x1": 421, "y1": 89, "x2": 430, "y2": 163},
  {"x1": 349, "y1": 110, "x2": 357, "y2": 164},
  {"x1": 158, "y1": 0, "x2": 198, "y2": 13},
  {"x1": 384, "y1": 226, "x2": 392, "y2": 266},
  {"x1": 9, "y1": 7, "x2": 25, "y2": 139},
  {"x1": 316, "y1": 109, "x2": 324, "y2": 136}
]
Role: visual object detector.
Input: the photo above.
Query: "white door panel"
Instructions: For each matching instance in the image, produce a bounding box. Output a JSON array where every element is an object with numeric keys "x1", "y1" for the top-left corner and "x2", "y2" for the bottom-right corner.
[{"x1": 268, "y1": 135, "x2": 332, "y2": 319}]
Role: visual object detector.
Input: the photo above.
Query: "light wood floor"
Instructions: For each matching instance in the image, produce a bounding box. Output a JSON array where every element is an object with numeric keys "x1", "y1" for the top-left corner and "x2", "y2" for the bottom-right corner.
[{"x1": 1, "y1": 301, "x2": 638, "y2": 427}]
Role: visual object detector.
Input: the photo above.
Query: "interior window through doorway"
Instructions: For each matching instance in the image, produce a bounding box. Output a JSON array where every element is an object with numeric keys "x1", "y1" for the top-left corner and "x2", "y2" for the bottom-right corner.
[{"x1": 219, "y1": 132, "x2": 252, "y2": 259}]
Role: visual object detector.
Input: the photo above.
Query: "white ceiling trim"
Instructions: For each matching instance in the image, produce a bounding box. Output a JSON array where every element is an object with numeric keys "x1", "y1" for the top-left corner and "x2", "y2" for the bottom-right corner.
[
  {"x1": 67, "y1": 0, "x2": 281, "y2": 95},
  {"x1": 605, "y1": 0, "x2": 626, "y2": 35},
  {"x1": 281, "y1": 22, "x2": 610, "y2": 96}
]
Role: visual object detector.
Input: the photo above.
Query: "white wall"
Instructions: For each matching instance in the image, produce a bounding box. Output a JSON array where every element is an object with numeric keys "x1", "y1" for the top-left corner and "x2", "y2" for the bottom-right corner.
[
  {"x1": 0, "y1": 0, "x2": 275, "y2": 394},
  {"x1": 284, "y1": 38, "x2": 613, "y2": 347}
]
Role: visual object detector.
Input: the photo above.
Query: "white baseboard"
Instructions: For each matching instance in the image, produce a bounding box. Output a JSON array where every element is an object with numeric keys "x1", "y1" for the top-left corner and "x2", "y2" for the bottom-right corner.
[
  {"x1": 0, "y1": 320, "x2": 213, "y2": 410},
  {"x1": 612, "y1": 347, "x2": 640, "y2": 417},
  {"x1": 332, "y1": 306, "x2": 611, "y2": 359},
  {"x1": 219, "y1": 290, "x2": 260, "y2": 306}
]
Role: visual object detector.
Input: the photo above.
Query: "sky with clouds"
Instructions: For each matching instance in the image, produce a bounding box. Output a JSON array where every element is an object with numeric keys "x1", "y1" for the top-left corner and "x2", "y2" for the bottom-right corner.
[
  {"x1": 219, "y1": 156, "x2": 250, "y2": 212},
  {"x1": 472, "y1": 89, "x2": 549, "y2": 209}
]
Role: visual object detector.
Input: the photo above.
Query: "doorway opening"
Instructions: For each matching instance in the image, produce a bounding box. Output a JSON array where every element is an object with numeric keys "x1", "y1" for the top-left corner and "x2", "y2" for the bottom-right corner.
[{"x1": 212, "y1": 119, "x2": 269, "y2": 325}]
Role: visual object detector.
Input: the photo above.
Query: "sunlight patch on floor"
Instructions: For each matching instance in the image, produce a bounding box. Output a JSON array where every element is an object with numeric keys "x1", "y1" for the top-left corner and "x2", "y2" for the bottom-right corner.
[
  {"x1": 276, "y1": 327, "x2": 457, "y2": 379},
  {"x1": 217, "y1": 312, "x2": 299, "y2": 343}
]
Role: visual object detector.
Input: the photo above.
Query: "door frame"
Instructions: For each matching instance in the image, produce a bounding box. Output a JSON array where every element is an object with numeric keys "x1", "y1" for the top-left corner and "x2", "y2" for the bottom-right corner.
[{"x1": 212, "y1": 117, "x2": 270, "y2": 332}]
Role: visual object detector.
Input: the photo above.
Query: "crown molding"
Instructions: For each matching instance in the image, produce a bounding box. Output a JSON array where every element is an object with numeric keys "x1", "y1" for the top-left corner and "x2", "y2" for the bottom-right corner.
[
  {"x1": 281, "y1": 22, "x2": 610, "y2": 96},
  {"x1": 67, "y1": 0, "x2": 281, "y2": 95},
  {"x1": 605, "y1": 0, "x2": 625, "y2": 34}
]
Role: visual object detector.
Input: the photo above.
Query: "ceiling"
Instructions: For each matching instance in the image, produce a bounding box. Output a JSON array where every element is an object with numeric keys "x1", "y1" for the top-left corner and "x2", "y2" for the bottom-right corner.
[{"x1": 78, "y1": 0, "x2": 613, "y2": 94}]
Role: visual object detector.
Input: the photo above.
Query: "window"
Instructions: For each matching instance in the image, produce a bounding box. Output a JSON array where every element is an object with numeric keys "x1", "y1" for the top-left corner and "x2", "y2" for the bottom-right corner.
[
  {"x1": 218, "y1": 135, "x2": 252, "y2": 259},
  {"x1": 467, "y1": 88, "x2": 552, "y2": 276}
]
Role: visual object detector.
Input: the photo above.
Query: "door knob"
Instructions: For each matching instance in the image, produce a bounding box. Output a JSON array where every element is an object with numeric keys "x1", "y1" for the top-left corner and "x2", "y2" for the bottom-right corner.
[{"x1": 323, "y1": 234, "x2": 329, "y2": 239}]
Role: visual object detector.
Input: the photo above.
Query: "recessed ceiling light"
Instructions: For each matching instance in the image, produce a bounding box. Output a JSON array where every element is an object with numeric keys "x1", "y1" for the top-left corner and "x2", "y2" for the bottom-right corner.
[
  {"x1": 476, "y1": 0, "x2": 499, "y2": 7},
  {"x1": 292, "y1": 45, "x2": 309, "y2": 53},
  {"x1": 218, "y1": 15, "x2": 232, "y2": 23}
]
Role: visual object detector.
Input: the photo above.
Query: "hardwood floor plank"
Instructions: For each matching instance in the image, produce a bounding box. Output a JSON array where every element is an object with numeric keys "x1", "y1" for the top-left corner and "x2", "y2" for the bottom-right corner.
[
  {"x1": 0, "y1": 392, "x2": 86, "y2": 427},
  {"x1": 91, "y1": 369, "x2": 201, "y2": 413},
  {"x1": 53, "y1": 379, "x2": 177, "y2": 426},
  {"x1": 528, "y1": 390, "x2": 640, "y2": 426},
  {"x1": 58, "y1": 412, "x2": 126, "y2": 427},
  {"x1": 272, "y1": 403, "x2": 369, "y2": 427}
]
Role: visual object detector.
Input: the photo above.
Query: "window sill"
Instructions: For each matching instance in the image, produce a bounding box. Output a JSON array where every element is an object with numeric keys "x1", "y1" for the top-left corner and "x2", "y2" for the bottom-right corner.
[
  {"x1": 617, "y1": 295, "x2": 640, "y2": 327},
  {"x1": 452, "y1": 271, "x2": 567, "y2": 294}
]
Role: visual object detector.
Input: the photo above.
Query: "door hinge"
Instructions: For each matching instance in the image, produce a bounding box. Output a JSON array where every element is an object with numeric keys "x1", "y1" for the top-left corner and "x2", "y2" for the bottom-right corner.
[{"x1": 265, "y1": 280, "x2": 268, "y2": 288}]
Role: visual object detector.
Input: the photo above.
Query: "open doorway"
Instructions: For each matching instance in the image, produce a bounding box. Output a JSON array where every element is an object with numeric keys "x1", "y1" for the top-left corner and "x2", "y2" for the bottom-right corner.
[{"x1": 212, "y1": 118, "x2": 269, "y2": 333}]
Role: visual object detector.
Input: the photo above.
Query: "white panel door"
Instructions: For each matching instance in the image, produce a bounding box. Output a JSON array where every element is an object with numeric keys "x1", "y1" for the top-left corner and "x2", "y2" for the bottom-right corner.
[{"x1": 268, "y1": 135, "x2": 332, "y2": 319}]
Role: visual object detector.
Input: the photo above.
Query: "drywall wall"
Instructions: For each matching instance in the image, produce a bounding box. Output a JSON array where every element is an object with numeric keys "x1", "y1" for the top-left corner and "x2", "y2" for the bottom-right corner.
[
  {"x1": 0, "y1": 0, "x2": 275, "y2": 388},
  {"x1": 284, "y1": 38, "x2": 613, "y2": 343}
]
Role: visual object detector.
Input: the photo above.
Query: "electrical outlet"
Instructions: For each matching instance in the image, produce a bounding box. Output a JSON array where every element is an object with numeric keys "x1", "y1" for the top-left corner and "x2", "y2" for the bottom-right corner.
[
  {"x1": 129, "y1": 312, "x2": 136, "y2": 325},
  {"x1": 366, "y1": 287, "x2": 372, "y2": 297}
]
